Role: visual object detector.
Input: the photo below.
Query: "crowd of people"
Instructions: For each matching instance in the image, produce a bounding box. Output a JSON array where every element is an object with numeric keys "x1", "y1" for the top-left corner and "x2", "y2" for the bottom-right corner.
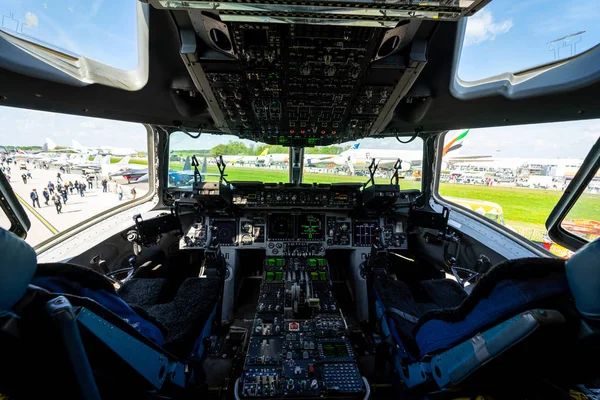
[{"x1": 1, "y1": 156, "x2": 138, "y2": 216}]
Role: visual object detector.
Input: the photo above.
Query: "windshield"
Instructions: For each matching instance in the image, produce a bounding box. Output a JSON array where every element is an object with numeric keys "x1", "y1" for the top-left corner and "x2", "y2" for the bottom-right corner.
[
  {"x1": 0, "y1": 106, "x2": 149, "y2": 247},
  {"x1": 168, "y1": 131, "x2": 422, "y2": 188}
]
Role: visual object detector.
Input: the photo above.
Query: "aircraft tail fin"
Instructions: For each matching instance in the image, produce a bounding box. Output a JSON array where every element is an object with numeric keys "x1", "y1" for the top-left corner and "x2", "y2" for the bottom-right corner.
[
  {"x1": 117, "y1": 156, "x2": 131, "y2": 165},
  {"x1": 259, "y1": 148, "x2": 269, "y2": 157},
  {"x1": 183, "y1": 156, "x2": 191, "y2": 171},
  {"x1": 71, "y1": 139, "x2": 84, "y2": 150},
  {"x1": 443, "y1": 129, "x2": 470, "y2": 156},
  {"x1": 351, "y1": 143, "x2": 360, "y2": 150},
  {"x1": 43, "y1": 138, "x2": 56, "y2": 151}
]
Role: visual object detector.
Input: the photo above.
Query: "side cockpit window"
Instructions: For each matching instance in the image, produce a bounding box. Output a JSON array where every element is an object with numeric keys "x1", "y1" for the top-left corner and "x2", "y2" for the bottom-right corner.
[
  {"x1": 438, "y1": 120, "x2": 600, "y2": 259},
  {"x1": 0, "y1": 107, "x2": 149, "y2": 247}
]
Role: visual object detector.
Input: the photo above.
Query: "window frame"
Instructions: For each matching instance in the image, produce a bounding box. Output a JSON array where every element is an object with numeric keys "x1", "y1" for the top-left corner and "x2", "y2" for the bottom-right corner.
[
  {"x1": 0, "y1": 170, "x2": 30, "y2": 239},
  {"x1": 546, "y1": 137, "x2": 600, "y2": 251}
]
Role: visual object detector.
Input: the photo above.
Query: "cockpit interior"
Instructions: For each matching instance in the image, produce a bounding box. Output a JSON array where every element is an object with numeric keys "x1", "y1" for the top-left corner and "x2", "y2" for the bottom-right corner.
[{"x1": 2, "y1": 1, "x2": 600, "y2": 399}]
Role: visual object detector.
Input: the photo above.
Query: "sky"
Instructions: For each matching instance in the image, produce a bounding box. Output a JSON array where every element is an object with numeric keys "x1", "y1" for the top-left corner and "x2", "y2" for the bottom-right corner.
[{"x1": 0, "y1": 0, "x2": 599, "y2": 158}]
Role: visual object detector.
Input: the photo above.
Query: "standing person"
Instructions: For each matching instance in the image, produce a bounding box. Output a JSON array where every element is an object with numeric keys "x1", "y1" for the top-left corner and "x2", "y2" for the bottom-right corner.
[
  {"x1": 79, "y1": 182, "x2": 86, "y2": 197},
  {"x1": 30, "y1": 189, "x2": 40, "y2": 208},
  {"x1": 130, "y1": 187, "x2": 137, "y2": 200},
  {"x1": 87, "y1": 176, "x2": 93, "y2": 189},
  {"x1": 48, "y1": 181, "x2": 54, "y2": 195},
  {"x1": 21, "y1": 173, "x2": 27, "y2": 184},
  {"x1": 56, "y1": 172, "x2": 63, "y2": 183},
  {"x1": 61, "y1": 187, "x2": 68, "y2": 204},
  {"x1": 102, "y1": 179, "x2": 108, "y2": 192},
  {"x1": 53, "y1": 195, "x2": 62, "y2": 214},
  {"x1": 68, "y1": 181, "x2": 74, "y2": 194},
  {"x1": 42, "y1": 188, "x2": 50, "y2": 205},
  {"x1": 117, "y1": 185, "x2": 123, "y2": 201}
]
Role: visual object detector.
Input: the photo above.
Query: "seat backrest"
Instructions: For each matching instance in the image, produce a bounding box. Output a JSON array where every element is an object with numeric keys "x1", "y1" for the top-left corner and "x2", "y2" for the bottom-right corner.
[
  {"x1": 0, "y1": 228, "x2": 37, "y2": 313},
  {"x1": 565, "y1": 238, "x2": 600, "y2": 319},
  {"x1": 32, "y1": 262, "x2": 165, "y2": 345}
]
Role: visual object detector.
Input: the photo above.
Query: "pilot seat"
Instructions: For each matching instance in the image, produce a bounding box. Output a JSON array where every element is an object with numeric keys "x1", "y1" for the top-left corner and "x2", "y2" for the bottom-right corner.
[
  {"x1": 0, "y1": 228, "x2": 223, "y2": 399},
  {"x1": 372, "y1": 247, "x2": 590, "y2": 394}
]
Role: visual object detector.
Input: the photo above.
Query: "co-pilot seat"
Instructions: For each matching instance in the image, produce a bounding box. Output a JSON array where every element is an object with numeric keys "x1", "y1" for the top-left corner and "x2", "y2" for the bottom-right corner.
[
  {"x1": 373, "y1": 247, "x2": 584, "y2": 391},
  {"x1": 0, "y1": 228, "x2": 221, "y2": 399}
]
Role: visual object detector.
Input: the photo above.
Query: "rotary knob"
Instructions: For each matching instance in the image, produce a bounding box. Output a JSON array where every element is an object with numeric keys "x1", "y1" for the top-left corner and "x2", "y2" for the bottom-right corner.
[{"x1": 300, "y1": 63, "x2": 312, "y2": 76}]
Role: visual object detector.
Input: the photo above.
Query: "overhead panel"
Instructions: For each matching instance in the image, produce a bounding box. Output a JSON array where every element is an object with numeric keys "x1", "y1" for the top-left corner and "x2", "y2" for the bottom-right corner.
[{"x1": 154, "y1": 0, "x2": 489, "y2": 145}]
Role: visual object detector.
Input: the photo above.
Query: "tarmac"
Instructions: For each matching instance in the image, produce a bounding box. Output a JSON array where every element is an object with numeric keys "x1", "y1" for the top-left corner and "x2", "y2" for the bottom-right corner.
[{"x1": 1, "y1": 165, "x2": 148, "y2": 247}]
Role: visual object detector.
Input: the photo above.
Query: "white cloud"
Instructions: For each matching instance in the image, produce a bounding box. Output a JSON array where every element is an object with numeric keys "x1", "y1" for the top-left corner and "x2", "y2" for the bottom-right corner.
[
  {"x1": 24, "y1": 12, "x2": 39, "y2": 29},
  {"x1": 464, "y1": 10, "x2": 513, "y2": 47},
  {"x1": 68, "y1": 6, "x2": 74, "y2": 12},
  {"x1": 43, "y1": 3, "x2": 48, "y2": 8}
]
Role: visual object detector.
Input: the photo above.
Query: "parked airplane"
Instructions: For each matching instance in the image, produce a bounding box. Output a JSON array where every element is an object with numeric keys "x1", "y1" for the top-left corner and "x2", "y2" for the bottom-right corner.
[
  {"x1": 99, "y1": 156, "x2": 137, "y2": 178},
  {"x1": 71, "y1": 140, "x2": 139, "y2": 157},
  {"x1": 122, "y1": 156, "x2": 219, "y2": 185}
]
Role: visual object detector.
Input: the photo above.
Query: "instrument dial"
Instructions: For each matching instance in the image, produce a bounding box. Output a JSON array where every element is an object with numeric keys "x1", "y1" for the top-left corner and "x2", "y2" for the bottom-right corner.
[
  {"x1": 241, "y1": 235, "x2": 253, "y2": 245},
  {"x1": 241, "y1": 221, "x2": 253, "y2": 233},
  {"x1": 338, "y1": 234, "x2": 350, "y2": 245}
]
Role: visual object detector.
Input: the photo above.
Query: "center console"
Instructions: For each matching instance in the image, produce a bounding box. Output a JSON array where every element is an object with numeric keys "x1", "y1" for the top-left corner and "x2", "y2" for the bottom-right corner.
[{"x1": 236, "y1": 255, "x2": 366, "y2": 398}]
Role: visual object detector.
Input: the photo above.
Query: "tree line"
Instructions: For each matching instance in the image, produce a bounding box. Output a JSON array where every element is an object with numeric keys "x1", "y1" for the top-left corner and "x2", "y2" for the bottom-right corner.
[{"x1": 174, "y1": 141, "x2": 350, "y2": 157}]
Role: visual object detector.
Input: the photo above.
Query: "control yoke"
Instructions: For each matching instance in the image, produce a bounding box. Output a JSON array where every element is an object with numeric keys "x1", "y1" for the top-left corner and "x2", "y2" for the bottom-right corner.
[
  {"x1": 191, "y1": 155, "x2": 202, "y2": 186},
  {"x1": 216, "y1": 156, "x2": 229, "y2": 184},
  {"x1": 363, "y1": 158, "x2": 380, "y2": 189},
  {"x1": 390, "y1": 158, "x2": 402, "y2": 186}
]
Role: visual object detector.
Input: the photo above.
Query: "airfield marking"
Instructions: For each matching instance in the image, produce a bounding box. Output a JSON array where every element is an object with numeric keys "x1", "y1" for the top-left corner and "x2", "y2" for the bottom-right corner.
[{"x1": 14, "y1": 193, "x2": 59, "y2": 235}]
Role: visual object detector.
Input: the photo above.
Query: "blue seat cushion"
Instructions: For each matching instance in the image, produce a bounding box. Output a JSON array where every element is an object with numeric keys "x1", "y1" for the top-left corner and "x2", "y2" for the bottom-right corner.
[
  {"x1": 373, "y1": 277, "x2": 466, "y2": 360},
  {"x1": 32, "y1": 274, "x2": 166, "y2": 346},
  {"x1": 414, "y1": 257, "x2": 567, "y2": 358}
]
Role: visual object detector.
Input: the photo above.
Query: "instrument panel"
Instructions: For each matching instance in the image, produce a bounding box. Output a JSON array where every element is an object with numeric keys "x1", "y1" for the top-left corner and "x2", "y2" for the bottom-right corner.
[
  {"x1": 231, "y1": 183, "x2": 361, "y2": 209},
  {"x1": 176, "y1": 183, "x2": 416, "y2": 251},
  {"x1": 180, "y1": 213, "x2": 407, "y2": 251},
  {"x1": 268, "y1": 214, "x2": 295, "y2": 241},
  {"x1": 353, "y1": 220, "x2": 379, "y2": 247},
  {"x1": 298, "y1": 214, "x2": 324, "y2": 241},
  {"x1": 213, "y1": 219, "x2": 238, "y2": 246}
]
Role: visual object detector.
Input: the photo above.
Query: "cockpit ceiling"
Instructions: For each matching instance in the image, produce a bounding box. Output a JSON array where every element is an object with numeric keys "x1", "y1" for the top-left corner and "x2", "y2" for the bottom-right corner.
[
  {"x1": 1, "y1": 2, "x2": 600, "y2": 144},
  {"x1": 151, "y1": 0, "x2": 491, "y2": 25}
]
